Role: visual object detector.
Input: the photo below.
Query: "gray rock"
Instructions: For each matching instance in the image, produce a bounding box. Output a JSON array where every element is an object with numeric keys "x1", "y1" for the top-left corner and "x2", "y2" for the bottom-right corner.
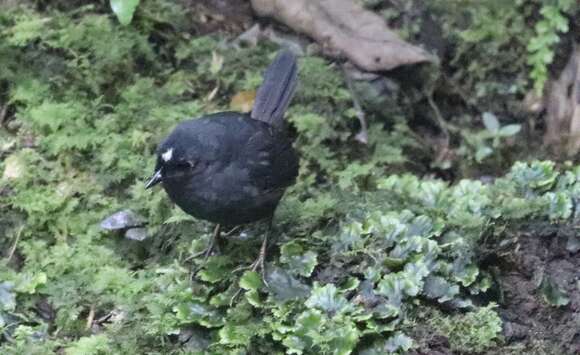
[{"x1": 100, "y1": 209, "x2": 145, "y2": 231}]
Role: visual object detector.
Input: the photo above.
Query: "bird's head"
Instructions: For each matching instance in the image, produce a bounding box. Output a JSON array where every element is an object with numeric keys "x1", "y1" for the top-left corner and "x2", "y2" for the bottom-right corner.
[{"x1": 145, "y1": 135, "x2": 200, "y2": 189}]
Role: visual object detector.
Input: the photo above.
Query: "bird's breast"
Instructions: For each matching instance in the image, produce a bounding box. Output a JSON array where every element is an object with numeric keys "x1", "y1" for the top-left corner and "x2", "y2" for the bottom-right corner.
[{"x1": 162, "y1": 161, "x2": 282, "y2": 225}]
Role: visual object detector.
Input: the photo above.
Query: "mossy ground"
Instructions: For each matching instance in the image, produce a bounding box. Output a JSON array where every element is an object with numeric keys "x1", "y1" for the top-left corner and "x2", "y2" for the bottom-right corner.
[{"x1": 0, "y1": 1, "x2": 579, "y2": 354}]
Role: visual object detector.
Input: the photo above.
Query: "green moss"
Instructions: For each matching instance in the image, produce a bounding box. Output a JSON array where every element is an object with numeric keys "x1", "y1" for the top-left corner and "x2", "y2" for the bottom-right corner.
[
  {"x1": 0, "y1": 1, "x2": 579, "y2": 354},
  {"x1": 429, "y1": 304, "x2": 502, "y2": 353}
]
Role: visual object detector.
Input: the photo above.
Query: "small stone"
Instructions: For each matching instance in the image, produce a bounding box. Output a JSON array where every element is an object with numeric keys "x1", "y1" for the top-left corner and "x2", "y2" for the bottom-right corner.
[
  {"x1": 100, "y1": 209, "x2": 145, "y2": 231},
  {"x1": 125, "y1": 227, "x2": 148, "y2": 241}
]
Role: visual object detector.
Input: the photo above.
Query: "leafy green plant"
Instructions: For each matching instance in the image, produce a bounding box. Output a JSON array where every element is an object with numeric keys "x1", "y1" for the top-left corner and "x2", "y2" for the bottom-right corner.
[
  {"x1": 430, "y1": 0, "x2": 533, "y2": 104},
  {"x1": 527, "y1": 0, "x2": 575, "y2": 93},
  {"x1": 458, "y1": 112, "x2": 521, "y2": 163},
  {"x1": 540, "y1": 276, "x2": 570, "y2": 307},
  {"x1": 110, "y1": 0, "x2": 141, "y2": 25},
  {"x1": 2, "y1": 2, "x2": 580, "y2": 354}
]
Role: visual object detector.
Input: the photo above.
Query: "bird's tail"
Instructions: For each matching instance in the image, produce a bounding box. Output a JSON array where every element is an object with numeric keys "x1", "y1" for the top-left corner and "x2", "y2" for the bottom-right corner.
[{"x1": 251, "y1": 50, "x2": 298, "y2": 127}]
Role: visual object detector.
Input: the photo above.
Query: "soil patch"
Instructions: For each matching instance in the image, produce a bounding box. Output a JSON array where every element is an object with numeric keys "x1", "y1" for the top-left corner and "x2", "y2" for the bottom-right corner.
[
  {"x1": 184, "y1": 0, "x2": 253, "y2": 35},
  {"x1": 495, "y1": 227, "x2": 580, "y2": 354},
  {"x1": 411, "y1": 226, "x2": 580, "y2": 354}
]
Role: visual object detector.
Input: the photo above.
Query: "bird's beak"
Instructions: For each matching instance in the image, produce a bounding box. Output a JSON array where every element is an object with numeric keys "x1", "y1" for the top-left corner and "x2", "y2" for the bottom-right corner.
[{"x1": 145, "y1": 169, "x2": 162, "y2": 189}]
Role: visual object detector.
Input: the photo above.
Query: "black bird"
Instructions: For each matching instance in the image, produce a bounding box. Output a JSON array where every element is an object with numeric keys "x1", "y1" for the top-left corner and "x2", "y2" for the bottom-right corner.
[{"x1": 145, "y1": 50, "x2": 299, "y2": 274}]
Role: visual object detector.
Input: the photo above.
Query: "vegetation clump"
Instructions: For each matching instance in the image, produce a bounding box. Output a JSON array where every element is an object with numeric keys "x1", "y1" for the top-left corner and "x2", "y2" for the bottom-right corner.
[{"x1": 0, "y1": 1, "x2": 578, "y2": 354}]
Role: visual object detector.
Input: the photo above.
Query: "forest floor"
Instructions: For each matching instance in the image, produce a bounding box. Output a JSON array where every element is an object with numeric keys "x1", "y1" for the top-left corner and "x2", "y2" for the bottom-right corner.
[{"x1": 1, "y1": 1, "x2": 579, "y2": 354}]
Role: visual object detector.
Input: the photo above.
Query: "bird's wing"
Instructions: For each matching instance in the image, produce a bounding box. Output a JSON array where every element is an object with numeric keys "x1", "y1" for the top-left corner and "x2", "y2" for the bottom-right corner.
[{"x1": 244, "y1": 127, "x2": 299, "y2": 192}]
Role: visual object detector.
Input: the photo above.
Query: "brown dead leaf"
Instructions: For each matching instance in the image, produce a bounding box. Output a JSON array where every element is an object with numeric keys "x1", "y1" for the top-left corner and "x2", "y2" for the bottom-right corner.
[
  {"x1": 250, "y1": 0, "x2": 434, "y2": 71},
  {"x1": 543, "y1": 44, "x2": 580, "y2": 156},
  {"x1": 230, "y1": 90, "x2": 256, "y2": 112}
]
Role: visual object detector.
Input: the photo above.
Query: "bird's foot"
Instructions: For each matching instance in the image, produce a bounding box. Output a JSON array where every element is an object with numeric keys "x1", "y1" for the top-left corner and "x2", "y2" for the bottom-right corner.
[
  {"x1": 190, "y1": 225, "x2": 239, "y2": 262},
  {"x1": 190, "y1": 238, "x2": 219, "y2": 261},
  {"x1": 188, "y1": 225, "x2": 221, "y2": 278},
  {"x1": 231, "y1": 257, "x2": 267, "y2": 284},
  {"x1": 233, "y1": 235, "x2": 269, "y2": 286},
  {"x1": 231, "y1": 235, "x2": 270, "y2": 304},
  {"x1": 249, "y1": 251, "x2": 268, "y2": 287}
]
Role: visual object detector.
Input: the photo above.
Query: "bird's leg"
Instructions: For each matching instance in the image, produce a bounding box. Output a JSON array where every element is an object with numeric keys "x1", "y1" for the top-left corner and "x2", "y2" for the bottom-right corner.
[
  {"x1": 240, "y1": 218, "x2": 273, "y2": 285},
  {"x1": 249, "y1": 231, "x2": 268, "y2": 284},
  {"x1": 190, "y1": 225, "x2": 221, "y2": 281},
  {"x1": 230, "y1": 220, "x2": 273, "y2": 304},
  {"x1": 206, "y1": 224, "x2": 222, "y2": 259},
  {"x1": 191, "y1": 224, "x2": 221, "y2": 261}
]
